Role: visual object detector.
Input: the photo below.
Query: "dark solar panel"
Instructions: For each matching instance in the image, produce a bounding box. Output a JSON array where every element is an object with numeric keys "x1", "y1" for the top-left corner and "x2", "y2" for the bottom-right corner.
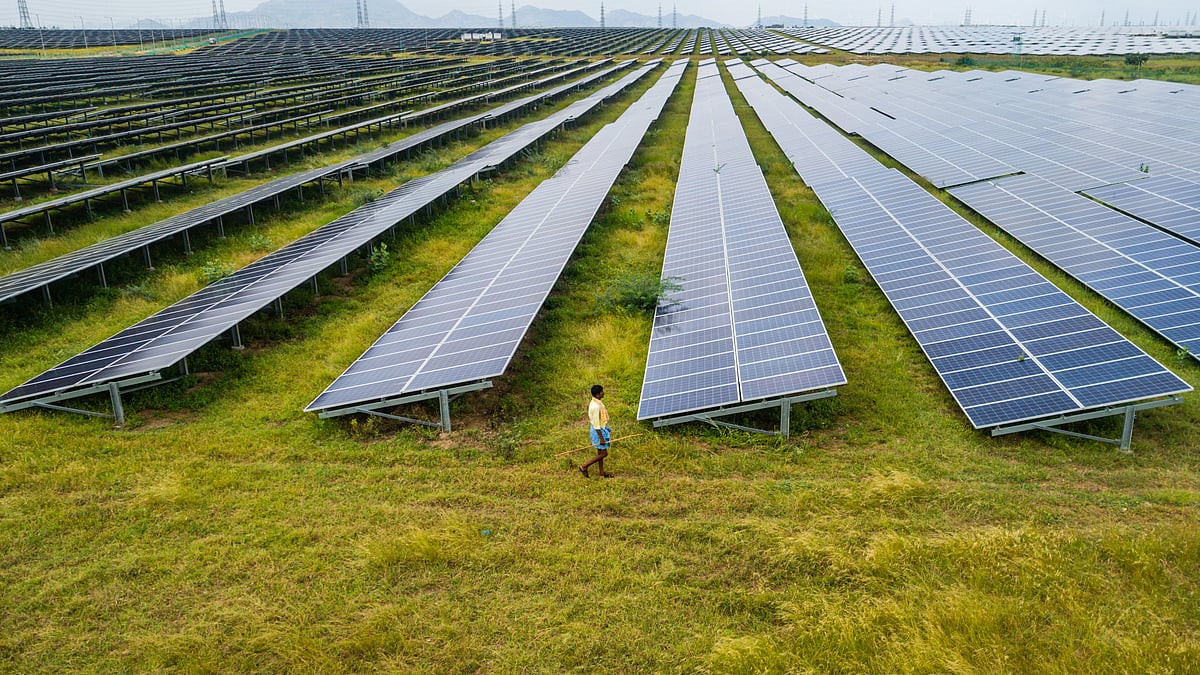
[
  {"x1": 0, "y1": 61, "x2": 623, "y2": 306},
  {"x1": 308, "y1": 60, "x2": 686, "y2": 414},
  {"x1": 0, "y1": 61, "x2": 647, "y2": 414},
  {"x1": 637, "y1": 64, "x2": 845, "y2": 422}
]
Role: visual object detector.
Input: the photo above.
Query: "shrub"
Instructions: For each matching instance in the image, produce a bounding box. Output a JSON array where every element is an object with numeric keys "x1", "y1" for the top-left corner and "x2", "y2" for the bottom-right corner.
[
  {"x1": 368, "y1": 242, "x2": 392, "y2": 274},
  {"x1": 247, "y1": 232, "x2": 273, "y2": 252},
  {"x1": 199, "y1": 259, "x2": 234, "y2": 284},
  {"x1": 604, "y1": 271, "x2": 683, "y2": 312}
]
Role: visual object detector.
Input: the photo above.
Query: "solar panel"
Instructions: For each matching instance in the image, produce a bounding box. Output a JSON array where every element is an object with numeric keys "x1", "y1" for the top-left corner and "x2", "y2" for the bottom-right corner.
[
  {"x1": 1085, "y1": 174, "x2": 1200, "y2": 248},
  {"x1": 0, "y1": 62, "x2": 621, "y2": 306},
  {"x1": 732, "y1": 68, "x2": 1191, "y2": 439},
  {"x1": 637, "y1": 64, "x2": 846, "y2": 425},
  {"x1": 818, "y1": 170, "x2": 1191, "y2": 427},
  {"x1": 949, "y1": 174, "x2": 1200, "y2": 360},
  {"x1": 308, "y1": 60, "x2": 687, "y2": 418},
  {"x1": 0, "y1": 61, "x2": 650, "y2": 419}
]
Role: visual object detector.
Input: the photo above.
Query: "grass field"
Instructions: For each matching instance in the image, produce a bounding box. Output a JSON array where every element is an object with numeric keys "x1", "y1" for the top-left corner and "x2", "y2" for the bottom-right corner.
[{"x1": 1, "y1": 57, "x2": 1200, "y2": 672}]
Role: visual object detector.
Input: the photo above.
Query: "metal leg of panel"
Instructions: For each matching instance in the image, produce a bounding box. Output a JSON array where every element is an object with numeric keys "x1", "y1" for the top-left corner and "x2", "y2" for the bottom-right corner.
[
  {"x1": 780, "y1": 399, "x2": 791, "y2": 439},
  {"x1": 97, "y1": 263, "x2": 107, "y2": 288},
  {"x1": 109, "y1": 382, "x2": 125, "y2": 428},
  {"x1": 230, "y1": 324, "x2": 244, "y2": 350},
  {"x1": 1120, "y1": 406, "x2": 1137, "y2": 453},
  {"x1": 439, "y1": 390, "x2": 452, "y2": 433}
]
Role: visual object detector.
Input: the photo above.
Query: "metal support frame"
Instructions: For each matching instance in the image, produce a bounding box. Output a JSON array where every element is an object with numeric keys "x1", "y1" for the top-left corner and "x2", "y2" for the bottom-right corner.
[
  {"x1": 651, "y1": 390, "x2": 838, "y2": 438},
  {"x1": 0, "y1": 372, "x2": 163, "y2": 428},
  {"x1": 316, "y1": 381, "x2": 493, "y2": 433},
  {"x1": 990, "y1": 396, "x2": 1185, "y2": 452}
]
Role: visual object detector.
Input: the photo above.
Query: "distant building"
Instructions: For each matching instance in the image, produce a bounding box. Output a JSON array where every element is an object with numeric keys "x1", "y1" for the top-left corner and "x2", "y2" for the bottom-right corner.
[{"x1": 461, "y1": 32, "x2": 504, "y2": 41}]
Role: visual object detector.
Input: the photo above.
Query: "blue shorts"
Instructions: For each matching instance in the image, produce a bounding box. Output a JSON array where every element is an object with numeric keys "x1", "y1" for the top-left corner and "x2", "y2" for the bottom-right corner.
[{"x1": 590, "y1": 426, "x2": 611, "y2": 451}]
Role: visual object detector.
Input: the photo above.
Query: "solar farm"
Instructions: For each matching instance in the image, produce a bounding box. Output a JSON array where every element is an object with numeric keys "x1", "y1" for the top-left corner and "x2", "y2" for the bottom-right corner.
[{"x1": 2, "y1": 26, "x2": 1200, "y2": 671}]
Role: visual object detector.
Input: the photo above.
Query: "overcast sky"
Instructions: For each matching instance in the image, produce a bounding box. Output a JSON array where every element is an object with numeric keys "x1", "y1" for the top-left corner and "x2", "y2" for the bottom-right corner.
[{"x1": 9, "y1": 1, "x2": 1198, "y2": 30}]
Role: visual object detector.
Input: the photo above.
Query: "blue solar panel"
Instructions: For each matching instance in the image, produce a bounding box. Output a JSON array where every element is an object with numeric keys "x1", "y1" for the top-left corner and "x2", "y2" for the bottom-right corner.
[
  {"x1": 818, "y1": 170, "x2": 1191, "y2": 427},
  {"x1": 638, "y1": 64, "x2": 845, "y2": 421},
  {"x1": 308, "y1": 60, "x2": 687, "y2": 415},
  {"x1": 731, "y1": 68, "x2": 1191, "y2": 428},
  {"x1": 1085, "y1": 174, "x2": 1200, "y2": 248},
  {"x1": 949, "y1": 174, "x2": 1200, "y2": 361},
  {"x1": 0, "y1": 61, "x2": 649, "y2": 414}
]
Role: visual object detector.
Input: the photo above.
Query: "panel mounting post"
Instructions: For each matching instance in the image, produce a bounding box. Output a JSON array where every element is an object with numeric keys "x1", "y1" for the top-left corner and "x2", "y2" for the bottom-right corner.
[
  {"x1": 439, "y1": 389, "x2": 452, "y2": 432},
  {"x1": 108, "y1": 382, "x2": 125, "y2": 428}
]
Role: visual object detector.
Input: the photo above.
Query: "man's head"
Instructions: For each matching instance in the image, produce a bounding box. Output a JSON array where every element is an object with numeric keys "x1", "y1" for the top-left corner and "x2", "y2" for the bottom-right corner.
[{"x1": 591, "y1": 384, "x2": 604, "y2": 399}]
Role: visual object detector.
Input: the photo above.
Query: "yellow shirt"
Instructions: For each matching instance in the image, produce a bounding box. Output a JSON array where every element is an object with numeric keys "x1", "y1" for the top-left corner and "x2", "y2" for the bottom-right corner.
[{"x1": 588, "y1": 397, "x2": 609, "y2": 429}]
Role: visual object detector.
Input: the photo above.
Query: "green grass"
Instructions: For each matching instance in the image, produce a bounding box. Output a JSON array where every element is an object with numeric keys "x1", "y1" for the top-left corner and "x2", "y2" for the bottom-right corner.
[{"x1": 1, "y1": 61, "x2": 1199, "y2": 672}]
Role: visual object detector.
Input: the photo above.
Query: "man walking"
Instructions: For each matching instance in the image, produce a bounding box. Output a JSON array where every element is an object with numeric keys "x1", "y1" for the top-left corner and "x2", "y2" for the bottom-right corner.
[{"x1": 581, "y1": 384, "x2": 611, "y2": 478}]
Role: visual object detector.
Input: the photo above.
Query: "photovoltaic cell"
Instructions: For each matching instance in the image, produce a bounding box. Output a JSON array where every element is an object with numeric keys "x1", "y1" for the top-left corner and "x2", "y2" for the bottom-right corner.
[
  {"x1": 637, "y1": 63, "x2": 845, "y2": 421},
  {"x1": 819, "y1": 170, "x2": 1190, "y2": 427},
  {"x1": 1085, "y1": 174, "x2": 1200, "y2": 248},
  {"x1": 949, "y1": 174, "x2": 1200, "y2": 360},
  {"x1": 733, "y1": 68, "x2": 1190, "y2": 428},
  {"x1": 307, "y1": 60, "x2": 687, "y2": 414},
  {"x1": 0, "y1": 61, "x2": 649, "y2": 412}
]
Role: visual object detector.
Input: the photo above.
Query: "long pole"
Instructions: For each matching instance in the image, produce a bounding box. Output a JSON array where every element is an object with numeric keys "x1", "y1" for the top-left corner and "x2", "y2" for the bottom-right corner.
[
  {"x1": 80, "y1": 17, "x2": 89, "y2": 52},
  {"x1": 109, "y1": 17, "x2": 117, "y2": 51},
  {"x1": 36, "y1": 14, "x2": 46, "y2": 58}
]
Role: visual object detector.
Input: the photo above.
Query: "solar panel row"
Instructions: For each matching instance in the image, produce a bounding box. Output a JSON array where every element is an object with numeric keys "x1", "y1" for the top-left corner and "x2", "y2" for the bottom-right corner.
[
  {"x1": 309, "y1": 60, "x2": 685, "y2": 421},
  {"x1": 949, "y1": 175, "x2": 1200, "y2": 360},
  {"x1": 0, "y1": 61, "x2": 619, "y2": 306},
  {"x1": 760, "y1": 62, "x2": 1200, "y2": 368},
  {"x1": 637, "y1": 62, "x2": 846, "y2": 428},
  {"x1": 1085, "y1": 174, "x2": 1200, "y2": 248},
  {"x1": 0, "y1": 60, "x2": 649, "y2": 420},
  {"x1": 734, "y1": 62, "x2": 1190, "y2": 437}
]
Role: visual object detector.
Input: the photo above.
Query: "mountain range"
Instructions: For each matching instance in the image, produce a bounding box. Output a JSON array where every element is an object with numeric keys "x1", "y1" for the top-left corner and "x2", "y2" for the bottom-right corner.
[{"x1": 179, "y1": 0, "x2": 836, "y2": 29}]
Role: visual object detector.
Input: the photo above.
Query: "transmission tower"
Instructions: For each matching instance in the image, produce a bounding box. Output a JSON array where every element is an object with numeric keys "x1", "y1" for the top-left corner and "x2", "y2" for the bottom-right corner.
[
  {"x1": 963, "y1": 7, "x2": 971, "y2": 26},
  {"x1": 355, "y1": 0, "x2": 363, "y2": 28},
  {"x1": 757, "y1": 4, "x2": 762, "y2": 28},
  {"x1": 362, "y1": 0, "x2": 369, "y2": 27},
  {"x1": 657, "y1": 3, "x2": 662, "y2": 28},
  {"x1": 511, "y1": 0, "x2": 516, "y2": 28},
  {"x1": 17, "y1": 0, "x2": 33, "y2": 29},
  {"x1": 890, "y1": 3, "x2": 895, "y2": 27},
  {"x1": 804, "y1": 4, "x2": 809, "y2": 27},
  {"x1": 212, "y1": 0, "x2": 220, "y2": 29},
  {"x1": 219, "y1": 0, "x2": 228, "y2": 28},
  {"x1": 877, "y1": 7, "x2": 882, "y2": 27},
  {"x1": 498, "y1": 0, "x2": 503, "y2": 28},
  {"x1": 600, "y1": 2, "x2": 605, "y2": 29},
  {"x1": 672, "y1": 4, "x2": 677, "y2": 28},
  {"x1": 1100, "y1": 9, "x2": 1105, "y2": 26}
]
